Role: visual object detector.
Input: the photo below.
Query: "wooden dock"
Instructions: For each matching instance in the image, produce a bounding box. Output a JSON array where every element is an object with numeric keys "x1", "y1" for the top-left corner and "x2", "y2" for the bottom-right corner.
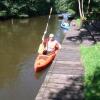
[{"x1": 35, "y1": 24, "x2": 84, "y2": 100}]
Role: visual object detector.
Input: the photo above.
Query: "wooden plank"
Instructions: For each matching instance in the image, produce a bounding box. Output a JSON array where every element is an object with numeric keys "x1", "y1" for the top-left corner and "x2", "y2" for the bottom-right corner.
[
  {"x1": 55, "y1": 60, "x2": 81, "y2": 64},
  {"x1": 56, "y1": 57, "x2": 80, "y2": 62},
  {"x1": 49, "y1": 69, "x2": 84, "y2": 75},
  {"x1": 52, "y1": 64, "x2": 83, "y2": 70}
]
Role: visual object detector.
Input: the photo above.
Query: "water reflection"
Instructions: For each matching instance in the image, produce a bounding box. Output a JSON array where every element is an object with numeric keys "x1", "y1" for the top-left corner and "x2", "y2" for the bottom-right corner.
[
  {"x1": 0, "y1": 15, "x2": 64, "y2": 100},
  {"x1": 34, "y1": 67, "x2": 49, "y2": 79}
]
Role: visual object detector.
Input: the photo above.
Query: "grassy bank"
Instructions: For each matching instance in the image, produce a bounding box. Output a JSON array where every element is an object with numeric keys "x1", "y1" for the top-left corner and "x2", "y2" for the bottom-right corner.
[{"x1": 80, "y1": 43, "x2": 100, "y2": 100}]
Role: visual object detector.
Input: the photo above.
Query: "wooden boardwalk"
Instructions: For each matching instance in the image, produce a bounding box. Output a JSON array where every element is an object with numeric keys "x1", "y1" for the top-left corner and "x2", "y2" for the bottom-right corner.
[{"x1": 35, "y1": 24, "x2": 84, "y2": 100}]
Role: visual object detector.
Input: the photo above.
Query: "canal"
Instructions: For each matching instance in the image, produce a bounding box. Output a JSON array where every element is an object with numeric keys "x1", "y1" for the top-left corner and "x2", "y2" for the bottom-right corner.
[{"x1": 0, "y1": 15, "x2": 64, "y2": 100}]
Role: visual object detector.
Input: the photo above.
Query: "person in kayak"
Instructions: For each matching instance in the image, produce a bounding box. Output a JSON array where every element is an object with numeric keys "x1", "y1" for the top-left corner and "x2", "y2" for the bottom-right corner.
[{"x1": 43, "y1": 33, "x2": 61, "y2": 54}]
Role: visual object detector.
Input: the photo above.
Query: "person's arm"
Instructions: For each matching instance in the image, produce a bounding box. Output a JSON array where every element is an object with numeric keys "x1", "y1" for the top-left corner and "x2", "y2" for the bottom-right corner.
[
  {"x1": 38, "y1": 38, "x2": 48, "y2": 54},
  {"x1": 55, "y1": 40, "x2": 61, "y2": 50},
  {"x1": 57, "y1": 42, "x2": 61, "y2": 49}
]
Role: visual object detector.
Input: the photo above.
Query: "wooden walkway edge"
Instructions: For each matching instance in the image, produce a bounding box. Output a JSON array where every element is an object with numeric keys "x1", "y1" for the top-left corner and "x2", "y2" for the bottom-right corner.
[{"x1": 35, "y1": 23, "x2": 84, "y2": 100}]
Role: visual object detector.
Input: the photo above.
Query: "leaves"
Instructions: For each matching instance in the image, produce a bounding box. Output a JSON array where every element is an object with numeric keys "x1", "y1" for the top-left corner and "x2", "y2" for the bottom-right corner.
[{"x1": 0, "y1": 0, "x2": 99, "y2": 19}]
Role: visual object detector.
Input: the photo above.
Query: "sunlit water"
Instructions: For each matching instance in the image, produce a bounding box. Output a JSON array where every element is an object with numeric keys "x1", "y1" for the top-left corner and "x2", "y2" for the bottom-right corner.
[{"x1": 0, "y1": 15, "x2": 65, "y2": 100}]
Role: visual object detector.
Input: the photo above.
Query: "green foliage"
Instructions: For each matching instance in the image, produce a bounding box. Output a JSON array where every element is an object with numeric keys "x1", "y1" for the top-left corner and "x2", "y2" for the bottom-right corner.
[
  {"x1": 0, "y1": 0, "x2": 99, "y2": 19},
  {"x1": 0, "y1": 10, "x2": 7, "y2": 17},
  {"x1": 76, "y1": 18, "x2": 82, "y2": 27},
  {"x1": 54, "y1": 0, "x2": 68, "y2": 13},
  {"x1": 0, "y1": 0, "x2": 52, "y2": 17},
  {"x1": 80, "y1": 43, "x2": 100, "y2": 100},
  {"x1": 68, "y1": 9, "x2": 76, "y2": 16}
]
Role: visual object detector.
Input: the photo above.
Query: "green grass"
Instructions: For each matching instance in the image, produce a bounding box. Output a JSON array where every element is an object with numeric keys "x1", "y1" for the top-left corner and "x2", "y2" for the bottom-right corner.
[
  {"x1": 76, "y1": 18, "x2": 82, "y2": 28},
  {"x1": 80, "y1": 43, "x2": 100, "y2": 100}
]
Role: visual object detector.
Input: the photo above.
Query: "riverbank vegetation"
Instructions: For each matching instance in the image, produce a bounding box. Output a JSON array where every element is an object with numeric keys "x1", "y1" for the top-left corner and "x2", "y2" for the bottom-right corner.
[
  {"x1": 81, "y1": 43, "x2": 100, "y2": 100},
  {"x1": 0, "y1": 0, "x2": 99, "y2": 20}
]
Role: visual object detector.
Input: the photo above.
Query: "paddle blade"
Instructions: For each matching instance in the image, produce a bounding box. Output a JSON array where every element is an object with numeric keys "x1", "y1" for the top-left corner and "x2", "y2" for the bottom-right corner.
[{"x1": 38, "y1": 43, "x2": 45, "y2": 54}]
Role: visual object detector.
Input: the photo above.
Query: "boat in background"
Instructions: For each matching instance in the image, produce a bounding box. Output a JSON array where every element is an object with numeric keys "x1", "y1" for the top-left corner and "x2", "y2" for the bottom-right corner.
[{"x1": 61, "y1": 21, "x2": 70, "y2": 29}]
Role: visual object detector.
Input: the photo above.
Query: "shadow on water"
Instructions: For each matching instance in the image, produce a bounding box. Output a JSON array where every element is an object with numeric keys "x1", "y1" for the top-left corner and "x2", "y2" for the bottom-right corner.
[{"x1": 0, "y1": 15, "x2": 64, "y2": 100}]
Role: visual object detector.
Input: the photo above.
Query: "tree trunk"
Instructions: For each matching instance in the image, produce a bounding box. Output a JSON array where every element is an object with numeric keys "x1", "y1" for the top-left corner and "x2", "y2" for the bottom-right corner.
[
  {"x1": 78, "y1": 0, "x2": 83, "y2": 19},
  {"x1": 87, "y1": 0, "x2": 91, "y2": 14},
  {"x1": 81, "y1": 0, "x2": 85, "y2": 18}
]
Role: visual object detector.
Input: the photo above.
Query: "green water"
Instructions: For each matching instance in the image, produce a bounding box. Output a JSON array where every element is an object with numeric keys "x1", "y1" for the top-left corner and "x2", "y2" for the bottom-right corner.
[{"x1": 0, "y1": 15, "x2": 64, "y2": 100}]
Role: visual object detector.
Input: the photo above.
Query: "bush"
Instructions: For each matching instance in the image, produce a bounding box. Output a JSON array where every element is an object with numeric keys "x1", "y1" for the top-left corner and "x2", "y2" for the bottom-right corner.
[
  {"x1": 0, "y1": 10, "x2": 7, "y2": 17},
  {"x1": 81, "y1": 43, "x2": 100, "y2": 100}
]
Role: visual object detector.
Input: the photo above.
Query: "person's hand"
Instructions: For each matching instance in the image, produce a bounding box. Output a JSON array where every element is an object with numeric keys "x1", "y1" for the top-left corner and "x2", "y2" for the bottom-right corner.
[{"x1": 44, "y1": 31, "x2": 47, "y2": 34}]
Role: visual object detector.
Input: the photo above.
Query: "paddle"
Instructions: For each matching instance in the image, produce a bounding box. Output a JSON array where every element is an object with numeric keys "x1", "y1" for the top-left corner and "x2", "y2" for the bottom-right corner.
[{"x1": 38, "y1": 7, "x2": 53, "y2": 54}]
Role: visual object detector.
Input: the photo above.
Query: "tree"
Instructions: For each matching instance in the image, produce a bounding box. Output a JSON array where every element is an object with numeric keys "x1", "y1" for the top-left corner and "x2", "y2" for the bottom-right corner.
[
  {"x1": 87, "y1": 0, "x2": 91, "y2": 14},
  {"x1": 78, "y1": 0, "x2": 86, "y2": 20},
  {"x1": 0, "y1": 0, "x2": 99, "y2": 19}
]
